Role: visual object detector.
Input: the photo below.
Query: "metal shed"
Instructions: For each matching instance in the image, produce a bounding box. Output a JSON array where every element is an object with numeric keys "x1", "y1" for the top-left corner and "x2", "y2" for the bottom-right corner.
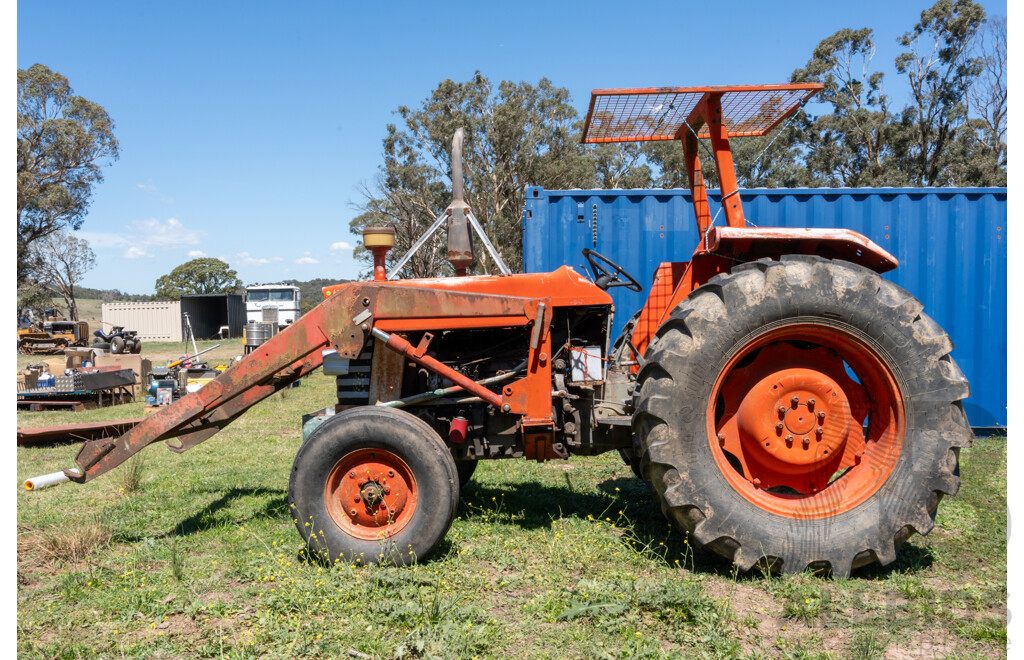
[
  {"x1": 101, "y1": 301, "x2": 182, "y2": 342},
  {"x1": 522, "y1": 186, "x2": 1007, "y2": 429},
  {"x1": 179, "y1": 294, "x2": 245, "y2": 339}
]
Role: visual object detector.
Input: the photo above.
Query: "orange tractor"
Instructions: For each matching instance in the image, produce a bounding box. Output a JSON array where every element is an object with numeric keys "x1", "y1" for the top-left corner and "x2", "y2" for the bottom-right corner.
[{"x1": 37, "y1": 85, "x2": 971, "y2": 576}]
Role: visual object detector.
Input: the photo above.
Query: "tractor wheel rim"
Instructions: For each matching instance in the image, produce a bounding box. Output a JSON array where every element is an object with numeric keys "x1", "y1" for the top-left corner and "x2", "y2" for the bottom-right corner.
[
  {"x1": 707, "y1": 323, "x2": 905, "y2": 519},
  {"x1": 324, "y1": 449, "x2": 417, "y2": 540}
]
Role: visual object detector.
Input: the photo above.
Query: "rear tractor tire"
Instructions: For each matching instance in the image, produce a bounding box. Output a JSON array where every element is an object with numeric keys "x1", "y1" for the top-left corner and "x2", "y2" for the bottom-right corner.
[
  {"x1": 289, "y1": 407, "x2": 459, "y2": 566},
  {"x1": 633, "y1": 256, "x2": 972, "y2": 576}
]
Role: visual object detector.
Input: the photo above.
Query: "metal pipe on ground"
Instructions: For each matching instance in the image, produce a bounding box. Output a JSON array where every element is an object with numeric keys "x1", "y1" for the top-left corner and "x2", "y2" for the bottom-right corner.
[{"x1": 24, "y1": 469, "x2": 81, "y2": 491}]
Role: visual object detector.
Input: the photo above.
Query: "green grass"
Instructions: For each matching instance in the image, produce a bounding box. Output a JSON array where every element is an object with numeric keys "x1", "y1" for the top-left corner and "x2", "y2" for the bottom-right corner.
[
  {"x1": 16, "y1": 373, "x2": 1007, "y2": 658},
  {"x1": 18, "y1": 336, "x2": 243, "y2": 371}
]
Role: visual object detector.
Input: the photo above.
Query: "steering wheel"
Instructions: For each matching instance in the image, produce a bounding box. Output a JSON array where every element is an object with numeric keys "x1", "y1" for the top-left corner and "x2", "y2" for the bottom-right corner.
[{"x1": 582, "y1": 249, "x2": 643, "y2": 292}]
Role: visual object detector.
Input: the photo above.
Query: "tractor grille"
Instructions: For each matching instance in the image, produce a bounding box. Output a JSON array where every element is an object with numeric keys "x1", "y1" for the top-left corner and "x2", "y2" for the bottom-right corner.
[{"x1": 336, "y1": 340, "x2": 372, "y2": 405}]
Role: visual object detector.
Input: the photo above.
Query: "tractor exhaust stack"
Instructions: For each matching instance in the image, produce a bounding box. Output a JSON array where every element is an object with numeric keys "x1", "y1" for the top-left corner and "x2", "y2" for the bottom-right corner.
[
  {"x1": 446, "y1": 128, "x2": 474, "y2": 275},
  {"x1": 384, "y1": 129, "x2": 509, "y2": 279}
]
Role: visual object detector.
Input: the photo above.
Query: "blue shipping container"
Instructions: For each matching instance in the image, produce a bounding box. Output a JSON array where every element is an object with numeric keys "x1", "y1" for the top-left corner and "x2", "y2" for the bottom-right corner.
[{"x1": 522, "y1": 187, "x2": 1007, "y2": 429}]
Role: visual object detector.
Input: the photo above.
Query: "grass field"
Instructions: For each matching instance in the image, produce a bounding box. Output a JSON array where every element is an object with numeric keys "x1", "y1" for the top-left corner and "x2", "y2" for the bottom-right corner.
[
  {"x1": 18, "y1": 336, "x2": 245, "y2": 372},
  {"x1": 18, "y1": 297, "x2": 245, "y2": 369},
  {"x1": 16, "y1": 368, "x2": 1007, "y2": 659}
]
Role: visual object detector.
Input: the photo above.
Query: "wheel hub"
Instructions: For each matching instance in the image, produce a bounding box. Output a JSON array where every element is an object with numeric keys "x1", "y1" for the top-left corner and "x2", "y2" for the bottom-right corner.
[
  {"x1": 324, "y1": 449, "x2": 417, "y2": 540},
  {"x1": 360, "y1": 481, "x2": 386, "y2": 508},
  {"x1": 716, "y1": 341, "x2": 873, "y2": 495},
  {"x1": 735, "y1": 368, "x2": 853, "y2": 473}
]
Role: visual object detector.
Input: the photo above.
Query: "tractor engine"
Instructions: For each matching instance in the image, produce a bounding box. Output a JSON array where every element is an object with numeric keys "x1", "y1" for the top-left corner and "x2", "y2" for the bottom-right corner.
[{"x1": 322, "y1": 304, "x2": 628, "y2": 462}]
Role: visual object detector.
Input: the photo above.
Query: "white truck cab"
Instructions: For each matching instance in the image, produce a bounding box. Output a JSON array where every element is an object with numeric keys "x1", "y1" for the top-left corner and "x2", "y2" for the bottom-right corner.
[{"x1": 245, "y1": 284, "x2": 301, "y2": 326}]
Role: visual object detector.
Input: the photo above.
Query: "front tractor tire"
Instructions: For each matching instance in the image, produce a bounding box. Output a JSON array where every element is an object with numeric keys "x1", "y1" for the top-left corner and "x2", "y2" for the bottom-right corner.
[
  {"x1": 289, "y1": 407, "x2": 459, "y2": 566},
  {"x1": 633, "y1": 256, "x2": 972, "y2": 576}
]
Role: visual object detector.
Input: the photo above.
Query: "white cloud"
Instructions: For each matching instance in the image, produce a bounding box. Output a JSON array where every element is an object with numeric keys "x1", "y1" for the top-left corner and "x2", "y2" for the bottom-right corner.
[
  {"x1": 134, "y1": 218, "x2": 202, "y2": 247},
  {"x1": 330, "y1": 241, "x2": 353, "y2": 251},
  {"x1": 187, "y1": 250, "x2": 206, "y2": 258},
  {"x1": 136, "y1": 180, "x2": 173, "y2": 203},
  {"x1": 124, "y1": 246, "x2": 152, "y2": 259},
  {"x1": 77, "y1": 232, "x2": 128, "y2": 249},
  {"x1": 79, "y1": 217, "x2": 205, "y2": 259},
  {"x1": 295, "y1": 252, "x2": 319, "y2": 265},
  {"x1": 229, "y1": 252, "x2": 283, "y2": 267}
]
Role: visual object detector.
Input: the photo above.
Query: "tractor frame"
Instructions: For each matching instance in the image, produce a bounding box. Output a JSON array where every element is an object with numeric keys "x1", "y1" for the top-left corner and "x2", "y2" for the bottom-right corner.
[{"x1": 34, "y1": 83, "x2": 970, "y2": 576}]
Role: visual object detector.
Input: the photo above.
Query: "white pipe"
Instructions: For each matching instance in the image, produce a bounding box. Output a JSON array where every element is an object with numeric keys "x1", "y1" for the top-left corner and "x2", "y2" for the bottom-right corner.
[{"x1": 23, "y1": 469, "x2": 79, "y2": 491}]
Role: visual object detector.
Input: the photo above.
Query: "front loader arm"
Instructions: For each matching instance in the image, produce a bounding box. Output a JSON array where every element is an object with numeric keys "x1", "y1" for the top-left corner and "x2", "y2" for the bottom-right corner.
[
  {"x1": 66, "y1": 294, "x2": 340, "y2": 483},
  {"x1": 65, "y1": 281, "x2": 544, "y2": 484}
]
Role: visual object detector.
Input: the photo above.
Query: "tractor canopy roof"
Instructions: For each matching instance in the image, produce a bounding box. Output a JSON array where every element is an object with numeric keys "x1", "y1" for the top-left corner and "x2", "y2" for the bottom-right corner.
[{"x1": 580, "y1": 84, "x2": 822, "y2": 144}]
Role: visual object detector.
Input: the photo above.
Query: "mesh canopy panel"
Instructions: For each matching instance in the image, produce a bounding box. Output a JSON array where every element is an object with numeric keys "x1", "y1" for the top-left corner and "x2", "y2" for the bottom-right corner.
[{"x1": 581, "y1": 84, "x2": 822, "y2": 143}]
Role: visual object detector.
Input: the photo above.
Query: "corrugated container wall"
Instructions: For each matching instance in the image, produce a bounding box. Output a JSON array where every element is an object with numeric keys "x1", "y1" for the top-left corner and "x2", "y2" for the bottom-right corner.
[
  {"x1": 101, "y1": 301, "x2": 183, "y2": 342},
  {"x1": 522, "y1": 187, "x2": 1007, "y2": 429}
]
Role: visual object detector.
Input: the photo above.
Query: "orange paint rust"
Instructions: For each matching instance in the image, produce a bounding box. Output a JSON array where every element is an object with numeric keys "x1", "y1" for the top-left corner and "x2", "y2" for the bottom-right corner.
[
  {"x1": 323, "y1": 266, "x2": 611, "y2": 308},
  {"x1": 373, "y1": 316, "x2": 532, "y2": 332},
  {"x1": 502, "y1": 321, "x2": 553, "y2": 421},
  {"x1": 707, "y1": 227, "x2": 898, "y2": 272}
]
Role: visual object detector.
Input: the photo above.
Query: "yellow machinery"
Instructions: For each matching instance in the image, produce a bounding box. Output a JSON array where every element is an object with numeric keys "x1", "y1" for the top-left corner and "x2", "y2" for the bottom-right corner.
[{"x1": 17, "y1": 319, "x2": 90, "y2": 354}]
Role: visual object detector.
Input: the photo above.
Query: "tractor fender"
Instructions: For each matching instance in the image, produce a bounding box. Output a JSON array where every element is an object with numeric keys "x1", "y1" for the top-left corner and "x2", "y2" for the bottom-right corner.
[{"x1": 705, "y1": 226, "x2": 897, "y2": 274}]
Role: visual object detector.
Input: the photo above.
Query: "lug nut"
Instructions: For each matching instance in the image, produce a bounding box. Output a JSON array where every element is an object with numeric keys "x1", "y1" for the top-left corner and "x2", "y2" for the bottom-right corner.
[
  {"x1": 778, "y1": 406, "x2": 787, "y2": 415},
  {"x1": 349, "y1": 508, "x2": 358, "y2": 516},
  {"x1": 383, "y1": 485, "x2": 391, "y2": 494},
  {"x1": 802, "y1": 437, "x2": 811, "y2": 447},
  {"x1": 775, "y1": 422, "x2": 784, "y2": 431},
  {"x1": 817, "y1": 411, "x2": 826, "y2": 420},
  {"x1": 785, "y1": 434, "x2": 794, "y2": 445},
  {"x1": 717, "y1": 433, "x2": 726, "y2": 445},
  {"x1": 354, "y1": 496, "x2": 361, "y2": 503},
  {"x1": 815, "y1": 427, "x2": 824, "y2": 437},
  {"x1": 349, "y1": 471, "x2": 356, "y2": 479},
  {"x1": 791, "y1": 395, "x2": 800, "y2": 406},
  {"x1": 388, "y1": 470, "x2": 395, "y2": 477},
  {"x1": 753, "y1": 478, "x2": 761, "y2": 488}
]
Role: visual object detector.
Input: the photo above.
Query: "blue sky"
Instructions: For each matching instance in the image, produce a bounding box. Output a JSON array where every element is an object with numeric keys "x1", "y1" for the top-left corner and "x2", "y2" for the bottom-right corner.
[{"x1": 17, "y1": 0, "x2": 1006, "y2": 293}]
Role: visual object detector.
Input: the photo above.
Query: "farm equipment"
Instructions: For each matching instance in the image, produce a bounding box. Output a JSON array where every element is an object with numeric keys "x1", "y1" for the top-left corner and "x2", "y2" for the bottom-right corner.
[
  {"x1": 29, "y1": 83, "x2": 972, "y2": 576},
  {"x1": 18, "y1": 318, "x2": 90, "y2": 354},
  {"x1": 92, "y1": 326, "x2": 142, "y2": 354},
  {"x1": 146, "y1": 344, "x2": 223, "y2": 402}
]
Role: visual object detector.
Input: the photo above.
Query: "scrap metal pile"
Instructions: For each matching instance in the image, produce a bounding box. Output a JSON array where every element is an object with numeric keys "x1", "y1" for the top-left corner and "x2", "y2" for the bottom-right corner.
[{"x1": 18, "y1": 362, "x2": 138, "y2": 412}]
